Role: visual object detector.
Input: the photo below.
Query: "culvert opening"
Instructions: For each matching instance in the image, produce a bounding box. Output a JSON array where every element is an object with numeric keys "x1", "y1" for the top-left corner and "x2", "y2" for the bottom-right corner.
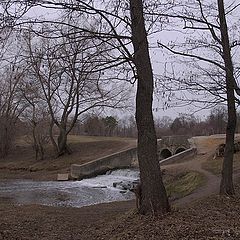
[
  {"x1": 175, "y1": 147, "x2": 186, "y2": 154},
  {"x1": 160, "y1": 149, "x2": 172, "y2": 159}
]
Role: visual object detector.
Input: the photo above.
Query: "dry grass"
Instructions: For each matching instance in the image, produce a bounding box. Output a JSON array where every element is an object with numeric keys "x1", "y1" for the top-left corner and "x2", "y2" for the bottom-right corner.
[
  {"x1": 193, "y1": 135, "x2": 227, "y2": 154},
  {"x1": 2, "y1": 134, "x2": 240, "y2": 239},
  {"x1": 2, "y1": 184, "x2": 240, "y2": 239},
  {"x1": 0, "y1": 135, "x2": 136, "y2": 180},
  {"x1": 164, "y1": 170, "x2": 206, "y2": 200},
  {"x1": 15, "y1": 135, "x2": 136, "y2": 146},
  {"x1": 202, "y1": 152, "x2": 240, "y2": 175},
  {"x1": 67, "y1": 135, "x2": 136, "y2": 143}
]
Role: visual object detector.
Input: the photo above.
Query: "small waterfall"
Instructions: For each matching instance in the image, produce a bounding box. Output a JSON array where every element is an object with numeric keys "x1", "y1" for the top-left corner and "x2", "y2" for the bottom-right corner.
[
  {"x1": 79, "y1": 168, "x2": 139, "y2": 189},
  {"x1": 0, "y1": 168, "x2": 139, "y2": 208},
  {"x1": 107, "y1": 169, "x2": 139, "y2": 179}
]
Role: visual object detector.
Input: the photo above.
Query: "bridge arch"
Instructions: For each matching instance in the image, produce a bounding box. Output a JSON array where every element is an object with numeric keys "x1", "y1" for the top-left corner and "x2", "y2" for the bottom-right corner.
[
  {"x1": 160, "y1": 149, "x2": 172, "y2": 159},
  {"x1": 175, "y1": 147, "x2": 186, "y2": 154}
]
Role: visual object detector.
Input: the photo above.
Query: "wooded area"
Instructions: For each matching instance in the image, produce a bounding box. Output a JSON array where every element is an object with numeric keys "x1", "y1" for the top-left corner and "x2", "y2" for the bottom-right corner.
[{"x1": 0, "y1": 0, "x2": 239, "y2": 215}]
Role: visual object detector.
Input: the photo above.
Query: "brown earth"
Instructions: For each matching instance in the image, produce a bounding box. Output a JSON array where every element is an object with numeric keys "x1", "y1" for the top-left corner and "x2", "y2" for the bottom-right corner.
[
  {"x1": 0, "y1": 135, "x2": 136, "y2": 180},
  {"x1": 1, "y1": 187, "x2": 240, "y2": 239},
  {"x1": 162, "y1": 136, "x2": 223, "y2": 204},
  {"x1": 1, "y1": 135, "x2": 240, "y2": 239}
]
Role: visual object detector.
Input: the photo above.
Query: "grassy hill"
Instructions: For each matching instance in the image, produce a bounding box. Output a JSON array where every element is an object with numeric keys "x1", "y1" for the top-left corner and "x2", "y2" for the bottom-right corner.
[{"x1": 0, "y1": 135, "x2": 136, "y2": 180}]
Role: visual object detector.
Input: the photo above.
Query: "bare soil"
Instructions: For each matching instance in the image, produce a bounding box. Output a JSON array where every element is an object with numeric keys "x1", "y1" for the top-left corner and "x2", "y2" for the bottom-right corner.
[
  {"x1": 1, "y1": 187, "x2": 240, "y2": 239},
  {"x1": 1, "y1": 135, "x2": 240, "y2": 239},
  {"x1": 0, "y1": 135, "x2": 136, "y2": 180}
]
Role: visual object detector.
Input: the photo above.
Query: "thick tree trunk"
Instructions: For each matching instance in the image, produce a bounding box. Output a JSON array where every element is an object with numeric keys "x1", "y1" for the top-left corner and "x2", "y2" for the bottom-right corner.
[
  {"x1": 218, "y1": 0, "x2": 236, "y2": 195},
  {"x1": 0, "y1": 120, "x2": 13, "y2": 158},
  {"x1": 32, "y1": 124, "x2": 39, "y2": 160},
  {"x1": 39, "y1": 143, "x2": 44, "y2": 160},
  {"x1": 57, "y1": 126, "x2": 71, "y2": 156},
  {"x1": 49, "y1": 120, "x2": 59, "y2": 155},
  {"x1": 1, "y1": 125, "x2": 10, "y2": 158},
  {"x1": 130, "y1": 0, "x2": 170, "y2": 215},
  {"x1": 220, "y1": 100, "x2": 236, "y2": 195}
]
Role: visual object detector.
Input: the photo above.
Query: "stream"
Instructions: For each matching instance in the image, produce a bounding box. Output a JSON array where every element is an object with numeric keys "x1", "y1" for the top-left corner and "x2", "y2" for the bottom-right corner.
[{"x1": 0, "y1": 169, "x2": 139, "y2": 208}]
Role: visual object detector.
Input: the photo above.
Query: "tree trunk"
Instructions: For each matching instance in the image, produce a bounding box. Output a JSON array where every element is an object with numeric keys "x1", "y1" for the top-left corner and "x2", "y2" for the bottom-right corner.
[
  {"x1": 1, "y1": 121, "x2": 12, "y2": 158},
  {"x1": 218, "y1": 0, "x2": 236, "y2": 195},
  {"x1": 32, "y1": 123, "x2": 39, "y2": 160},
  {"x1": 39, "y1": 143, "x2": 44, "y2": 160},
  {"x1": 49, "y1": 120, "x2": 59, "y2": 155},
  {"x1": 57, "y1": 126, "x2": 71, "y2": 156},
  {"x1": 130, "y1": 0, "x2": 170, "y2": 215}
]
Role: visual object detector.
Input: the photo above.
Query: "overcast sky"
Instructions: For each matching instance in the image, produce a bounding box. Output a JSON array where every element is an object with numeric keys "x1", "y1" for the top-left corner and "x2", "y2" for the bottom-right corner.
[{"x1": 3, "y1": 1, "x2": 239, "y2": 119}]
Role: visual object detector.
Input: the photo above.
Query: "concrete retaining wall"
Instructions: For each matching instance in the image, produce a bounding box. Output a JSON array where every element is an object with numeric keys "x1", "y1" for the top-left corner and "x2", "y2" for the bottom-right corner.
[
  {"x1": 70, "y1": 138, "x2": 197, "y2": 180},
  {"x1": 71, "y1": 147, "x2": 137, "y2": 179},
  {"x1": 160, "y1": 147, "x2": 197, "y2": 166}
]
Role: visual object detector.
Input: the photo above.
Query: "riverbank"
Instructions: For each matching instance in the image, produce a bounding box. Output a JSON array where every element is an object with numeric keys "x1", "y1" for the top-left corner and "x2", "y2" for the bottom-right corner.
[
  {"x1": 2, "y1": 135, "x2": 240, "y2": 239},
  {"x1": 0, "y1": 136, "x2": 136, "y2": 181},
  {"x1": 1, "y1": 184, "x2": 240, "y2": 240}
]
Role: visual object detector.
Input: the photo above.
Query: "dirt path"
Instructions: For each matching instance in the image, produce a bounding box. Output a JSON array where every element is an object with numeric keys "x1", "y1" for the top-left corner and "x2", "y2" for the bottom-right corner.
[
  {"x1": 2, "y1": 135, "x2": 240, "y2": 240},
  {"x1": 173, "y1": 154, "x2": 220, "y2": 206},
  {"x1": 163, "y1": 136, "x2": 223, "y2": 206}
]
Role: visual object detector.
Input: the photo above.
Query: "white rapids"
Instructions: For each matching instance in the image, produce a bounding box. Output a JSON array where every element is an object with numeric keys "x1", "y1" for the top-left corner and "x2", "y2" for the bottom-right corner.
[{"x1": 0, "y1": 168, "x2": 140, "y2": 208}]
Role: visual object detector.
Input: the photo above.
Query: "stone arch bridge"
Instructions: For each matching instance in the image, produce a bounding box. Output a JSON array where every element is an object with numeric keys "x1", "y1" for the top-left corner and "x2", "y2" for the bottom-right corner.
[
  {"x1": 71, "y1": 135, "x2": 193, "y2": 179},
  {"x1": 158, "y1": 135, "x2": 191, "y2": 160}
]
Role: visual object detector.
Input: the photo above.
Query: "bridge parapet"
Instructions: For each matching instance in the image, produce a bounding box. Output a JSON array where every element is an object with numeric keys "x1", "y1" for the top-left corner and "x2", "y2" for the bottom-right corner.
[
  {"x1": 70, "y1": 136, "x2": 195, "y2": 179},
  {"x1": 158, "y1": 135, "x2": 191, "y2": 160}
]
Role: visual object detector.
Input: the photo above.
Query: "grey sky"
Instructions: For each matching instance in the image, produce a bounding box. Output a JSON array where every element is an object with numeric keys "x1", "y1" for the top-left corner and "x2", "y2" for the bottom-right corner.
[{"x1": 2, "y1": 0, "x2": 240, "y2": 119}]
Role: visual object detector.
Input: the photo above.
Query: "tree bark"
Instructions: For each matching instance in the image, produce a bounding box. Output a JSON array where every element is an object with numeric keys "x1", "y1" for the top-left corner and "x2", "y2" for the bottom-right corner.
[
  {"x1": 130, "y1": 0, "x2": 170, "y2": 215},
  {"x1": 218, "y1": 0, "x2": 236, "y2": 195},
  {"x1": 32, "y1": 123, "x2": 39, "y2": 160},
  {"x1": 49, "y1": 120, "x2": 59, "y2": 155},
  {"x1": 57, "y1": 125, "x2": 71, "y2": 156}
]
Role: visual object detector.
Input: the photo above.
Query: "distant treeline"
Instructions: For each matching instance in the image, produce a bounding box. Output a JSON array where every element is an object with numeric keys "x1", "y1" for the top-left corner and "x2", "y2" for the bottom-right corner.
[{"x1": 70, "y1": 106, "x2": 240, "y2": 138}]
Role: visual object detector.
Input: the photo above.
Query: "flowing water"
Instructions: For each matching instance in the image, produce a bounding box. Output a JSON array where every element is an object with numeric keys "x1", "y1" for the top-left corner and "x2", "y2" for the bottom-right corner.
[{"x1": 0, "y1": 169, "x2": 139, "y2": 208}]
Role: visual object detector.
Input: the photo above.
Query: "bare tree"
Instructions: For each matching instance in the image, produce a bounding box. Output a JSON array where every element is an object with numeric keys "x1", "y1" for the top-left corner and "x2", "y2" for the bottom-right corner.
[
  {"x1": 116, "y1": 115, "x2": 138, "y2": 137},
  {"x1": 130, "y1": 0, "x2": 170, "y2": 214},
  {"x1": 155, "y1": 0, "x2": 240, "y2": 195},
  {"x1": 23, "y1": 29, "x2": 128, "y2": 156},
  {"x1": 0, "y1": 63, "x2": 25, "y2": 157},
  {"x1": 217, "y1": 0, "x2": 237, "y2": 195},
  {"x1": 83, "y1": 115, "x2": 105, "y2": 136},
  {"x1": 20, "y1": 79, "x2": 50, "y2": 160},
  {"x1": 208, "y1": 106, "x2": 227, "y2": 135},
  {"x1": 1, "y1": 0, "x2": 170, "y2": 215}
]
